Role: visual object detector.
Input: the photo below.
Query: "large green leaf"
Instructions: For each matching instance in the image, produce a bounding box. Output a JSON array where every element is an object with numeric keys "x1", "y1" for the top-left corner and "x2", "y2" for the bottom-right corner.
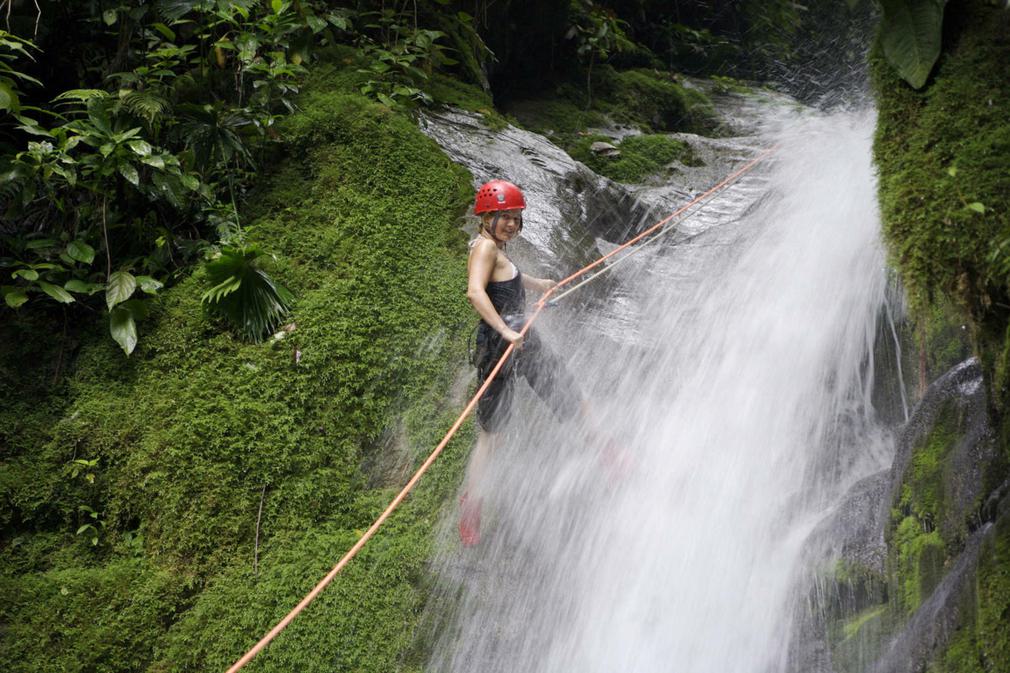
[
  {"x1": 0, "y1": 81, "x2": 19, "y2": 113},
  {"x1": 3, "y1": 286, "x2": 28, "y2": 309},
  {"x1": 106, "y1": 270, "x2": 136, "y2": 309},
  {"x1": 135, "y1": 275, "x2": 164, "y2": 294},
  {"x1": 65, "y1": 279, "x2": 103, "y2": 295},
  {"x1": 109, "y1": 305, "x2": 138, "y2": 355},
  {"x1": 67, "y1": 240, "x2": 96, "y2": 264},
  {"x1": 38, "y1": 281, "x2": 75, "y2": 304},
  {"x1": 879, "y1": 0, "x2": 947, "y2": 89},
  {"x1": 201, "y1": 246, "x2": 293, "y2": 342}
]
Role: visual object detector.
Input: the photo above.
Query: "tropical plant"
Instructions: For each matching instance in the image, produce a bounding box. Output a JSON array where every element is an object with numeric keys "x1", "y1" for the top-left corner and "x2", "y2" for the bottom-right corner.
[
  {"x1": 356, "y1": 7, "x2": 459, "y2": 107},
  {"x1": 566, "y1": 0, "x2": 634, "y2": 108},
  {"x1": 0, "y1": 0, "x2": 322, "y2": 355},
  {"x1": 201, "y1": 244, "x2": 293, "y2": 342},
  {"x1": 876, "y1": 0, "x2": 948, "y2": 89},
  {"x1": 0, "y1": 30, "x2": 41, "y2": 114}
]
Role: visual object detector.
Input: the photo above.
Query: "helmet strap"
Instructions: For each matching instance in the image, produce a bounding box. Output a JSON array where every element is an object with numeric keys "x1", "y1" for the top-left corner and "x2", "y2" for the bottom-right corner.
[{"x1": 487, "y1": 212, "x2": 506, "y2": 247}]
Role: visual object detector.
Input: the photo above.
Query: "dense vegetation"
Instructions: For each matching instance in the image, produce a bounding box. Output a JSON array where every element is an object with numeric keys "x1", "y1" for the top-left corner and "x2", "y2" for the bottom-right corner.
[{"x1": 0, "y1": 58, "x2": 478, "y2": 671}]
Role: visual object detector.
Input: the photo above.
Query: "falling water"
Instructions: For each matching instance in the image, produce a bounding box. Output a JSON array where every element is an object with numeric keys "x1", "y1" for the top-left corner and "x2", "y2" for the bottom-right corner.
[{"x1": 424, "y1": 107, "x2": 894, "y2": 673}]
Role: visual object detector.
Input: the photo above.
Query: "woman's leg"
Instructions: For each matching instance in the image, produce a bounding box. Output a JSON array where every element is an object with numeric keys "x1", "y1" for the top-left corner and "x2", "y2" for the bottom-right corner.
[
  {"x1": 459, "y1": 429, "x2": 497, "y2": 546},
  {"x1": 465, "y1": 427, "x2": 498, "y2": 498}
]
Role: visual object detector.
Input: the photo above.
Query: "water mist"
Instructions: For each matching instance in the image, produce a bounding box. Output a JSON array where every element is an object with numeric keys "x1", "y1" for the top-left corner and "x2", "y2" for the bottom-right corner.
[{"x1": 425, "y1": 108, "x2": 894, "y2": 673}]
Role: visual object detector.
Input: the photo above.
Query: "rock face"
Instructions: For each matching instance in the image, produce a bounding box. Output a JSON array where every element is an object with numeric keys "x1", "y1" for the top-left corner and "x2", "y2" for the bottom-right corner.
[
  {"x1": 792, "y1": 357, "x2": 1010, "y2": 673},
  {"x1": 887, "y1": 358, "x2": 997, "y2": 549}
]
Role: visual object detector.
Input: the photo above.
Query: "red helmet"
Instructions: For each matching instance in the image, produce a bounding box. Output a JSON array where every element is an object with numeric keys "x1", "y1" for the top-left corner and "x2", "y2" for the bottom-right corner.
[{"x1": 474, "y1": 180, "x2": 526, "y2": 214}]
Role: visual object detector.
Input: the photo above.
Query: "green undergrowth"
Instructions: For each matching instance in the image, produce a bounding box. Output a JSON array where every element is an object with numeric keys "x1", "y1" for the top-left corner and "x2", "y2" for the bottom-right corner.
[
  {"x1": 0, "y1": 56, "x2": 476, "y2": 672},
  {"x1": 872, "y1": 0, "x2": 1010, "y2": 408},
  {"x1": 507, "y1": 66, "x2": 718, "y2": 170},
  {"x1": 569, "y1": 133, "x2": 700, "y2": 183}
]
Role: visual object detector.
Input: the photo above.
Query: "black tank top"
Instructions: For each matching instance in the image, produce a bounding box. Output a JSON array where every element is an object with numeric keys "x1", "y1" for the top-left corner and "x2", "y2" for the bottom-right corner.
[{"x1": 485, "y1": 271, "x2": 526, "y2": 321}]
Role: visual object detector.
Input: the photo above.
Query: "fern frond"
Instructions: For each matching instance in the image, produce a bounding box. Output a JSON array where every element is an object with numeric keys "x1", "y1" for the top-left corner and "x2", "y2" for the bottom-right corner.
[
  {"x1": 117, "y1": 90, "x2": 170, "y2": 126},
  {"x1": 155, "y1": 0, "x2": 201, "y2": 22},
  {"x1": 52, "y1": 89, "x2": 110, "y2": 104}
]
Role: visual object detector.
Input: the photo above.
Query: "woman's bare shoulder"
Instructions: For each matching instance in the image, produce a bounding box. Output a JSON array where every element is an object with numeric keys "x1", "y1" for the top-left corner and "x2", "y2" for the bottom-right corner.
[{"x1": 469, "y1": 237, "x2": 498, "y2": 259}]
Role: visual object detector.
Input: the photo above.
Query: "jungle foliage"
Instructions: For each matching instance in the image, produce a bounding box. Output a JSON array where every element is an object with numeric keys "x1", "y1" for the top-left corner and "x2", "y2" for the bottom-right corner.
[
  {"x1": 0, "y1": 0, "x2": 827, "y2": 356},
  {"x1": 0, "y1": 58, "x2": 477, "y2": 672}
]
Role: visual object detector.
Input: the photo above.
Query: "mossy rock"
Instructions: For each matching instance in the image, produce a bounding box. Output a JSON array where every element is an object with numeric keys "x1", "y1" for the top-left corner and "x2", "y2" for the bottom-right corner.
[
  {"x1": 828, "y1": 604, "x2": 897, "y2": 673},
  {"x1": 872, "y1": 0, "x2": 1010, "y2": 409},
  {"x1": 568, "y1": 133, "x2": 700, "y2": 183},
  {"x1": 0, "y1": 56, "x2": 477, "y2": 672},
  {"x1": 591, "y1": 67, "x2": 718, "y2": 135},
  {"x1": 975, "y1": 507, "x2": 1010, "y2": 671},
  {"x1": 505, "y1": 65, "x2": 719, "y2": 157}
]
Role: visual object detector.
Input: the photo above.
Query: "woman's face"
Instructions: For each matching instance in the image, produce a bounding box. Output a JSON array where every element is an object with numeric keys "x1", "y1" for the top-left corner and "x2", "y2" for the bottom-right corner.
[{"x1": 488, "y1": 210, "x2": 523, "y2": 241}]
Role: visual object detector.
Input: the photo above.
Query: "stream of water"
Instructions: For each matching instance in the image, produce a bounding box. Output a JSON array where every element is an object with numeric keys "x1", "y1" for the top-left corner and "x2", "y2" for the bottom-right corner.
[{"x1": 424, "y1": 107, "x2": 895, "y2": 673}]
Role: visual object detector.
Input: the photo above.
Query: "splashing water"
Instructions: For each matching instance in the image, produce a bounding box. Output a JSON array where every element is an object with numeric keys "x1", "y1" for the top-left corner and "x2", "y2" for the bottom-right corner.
[{"x1": 425, "y1": 107, "x2": 894, "y2": 673}]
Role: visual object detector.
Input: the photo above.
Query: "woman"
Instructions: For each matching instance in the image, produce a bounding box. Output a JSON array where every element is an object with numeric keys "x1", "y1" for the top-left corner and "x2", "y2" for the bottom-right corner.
[{"x1": 460, "y1": 179, "x2": 582, "y2": 546}]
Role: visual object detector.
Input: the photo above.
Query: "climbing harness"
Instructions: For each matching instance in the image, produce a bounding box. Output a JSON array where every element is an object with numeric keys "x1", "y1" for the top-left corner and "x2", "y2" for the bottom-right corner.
[{"x1": 224, "y1": 145, "x2": 778, "y2": 673}]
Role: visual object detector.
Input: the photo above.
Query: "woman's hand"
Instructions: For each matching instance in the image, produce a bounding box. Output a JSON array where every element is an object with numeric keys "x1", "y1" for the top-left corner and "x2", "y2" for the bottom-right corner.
[
  {"x1": 539, "y1": 278, "x2": 558, "y2": 294},
  {"x1": 501, "y1": 327, "x2": 524, "y2": 348}
]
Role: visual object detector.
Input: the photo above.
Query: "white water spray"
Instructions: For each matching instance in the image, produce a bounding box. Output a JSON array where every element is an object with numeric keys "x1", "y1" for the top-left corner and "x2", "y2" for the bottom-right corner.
[{"x1": 426, "y1": 109, "x2": 893, "y2": 673}]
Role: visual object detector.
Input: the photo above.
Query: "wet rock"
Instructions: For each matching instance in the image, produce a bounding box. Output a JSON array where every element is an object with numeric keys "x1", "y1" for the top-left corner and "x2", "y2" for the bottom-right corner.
[
  {"x1": 417, "y1": 107, "x2": 660, "y2": 272},
  {"x1": 589, "y1": 141, "x2": 620, "y2": 156},
  {"x1": 788, "y1": 471, "x2": 891, "y2": 673},
  {"x1": 819, "y1": 470, "x2": 891, "y2": 576},
  {"x1": 889, "y1": 357, "x2": 998, "y2": 548},
  {"x1": 791, "y1": 357, "x2": 1006, "y2": 673},
  {"x1": 870, "y1": 524, "x2": 991, "y2": 673}
]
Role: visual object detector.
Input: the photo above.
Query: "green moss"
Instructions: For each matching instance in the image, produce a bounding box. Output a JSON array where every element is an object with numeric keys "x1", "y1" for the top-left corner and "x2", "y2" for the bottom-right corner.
[
  {"x1": 591, "y1": 67, "x2": 718, "y2": 135},
  {"x1": 841, "y1": 604, "x2": 888, "y2": 641},
  {"x1": 569, "y1": 133, "x2": 699, "y2": 183},
  {"x1": 506, "y1": 66, "x2": 719, "y2": 158},
  {"x1": 891, "y1": 515, "x2": 946, "y2": 614},
  {"x1": 424, "y1": 72, "x2": 510, "y2": 129},
  {"x1": 975, "y1": 511, "x2": 1010, "y2": 672},
  {"x1": 885, "y1": 405, "x2": 964, "y2": 615},
  {"x1": 872, "y1": 0, "x2": 1010, "y2": 408},
  {"x1": 506, "y1": 98, "x2": 607, "y2": 147},
  {"x1": 0, "y1": 559, "x2": 188, "y2": 672},
  {"x1": 917, "y1": 296, "x2": 974, "y2": 385},
  {"x1": 904, "y1": 405, "x2": 961, "y2": 530},
  {"x1": 925, "y1": 511, "x2": 1010, "y2": 673},
  {"x1": 0, "y1": 55, "x2": 477, "y2": 673},
  {"x1": 931, "y1": 626, "x2": 986, "y2": 673}
]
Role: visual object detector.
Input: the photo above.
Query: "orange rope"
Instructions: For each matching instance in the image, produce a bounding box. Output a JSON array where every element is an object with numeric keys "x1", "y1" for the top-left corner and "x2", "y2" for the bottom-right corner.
[{"x1": 224, "y1": 145, "x2": 777, "y2": 673}]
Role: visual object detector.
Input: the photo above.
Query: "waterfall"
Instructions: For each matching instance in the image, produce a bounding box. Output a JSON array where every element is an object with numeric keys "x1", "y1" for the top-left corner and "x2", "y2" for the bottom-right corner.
[{"x1": 423, "y1": 107, "x2": 894, "y2": 673}]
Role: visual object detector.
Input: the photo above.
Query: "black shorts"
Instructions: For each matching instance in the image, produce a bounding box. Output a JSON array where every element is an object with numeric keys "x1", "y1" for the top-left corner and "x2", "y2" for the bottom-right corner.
[{"x1": 473, "y1": 318, "x2": 581, "y2": 433}]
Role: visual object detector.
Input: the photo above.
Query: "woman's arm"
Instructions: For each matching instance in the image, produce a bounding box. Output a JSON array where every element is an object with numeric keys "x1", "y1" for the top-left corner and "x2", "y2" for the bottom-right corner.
[
  {"x1": 467, "y1": 240, "x2": 523, "y2": 345},
  {"x1": 521, "y1": 274, "x2": 557, "y2": 294}
]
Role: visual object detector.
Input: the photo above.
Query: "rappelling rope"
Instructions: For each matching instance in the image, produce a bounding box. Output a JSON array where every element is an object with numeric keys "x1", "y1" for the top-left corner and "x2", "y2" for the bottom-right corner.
[
  {"x1": 224, "y1": 144, "x2": 778, "y2": 673},
  {"x1": 549, "y1": 185, "x2": 740, "y2": 305}
]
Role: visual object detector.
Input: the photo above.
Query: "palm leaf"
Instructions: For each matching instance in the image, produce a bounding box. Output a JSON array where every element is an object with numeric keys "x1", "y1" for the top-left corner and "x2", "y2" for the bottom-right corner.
[{"x1": 201, "y1": 246, "x2": 293, "y2": 342}]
